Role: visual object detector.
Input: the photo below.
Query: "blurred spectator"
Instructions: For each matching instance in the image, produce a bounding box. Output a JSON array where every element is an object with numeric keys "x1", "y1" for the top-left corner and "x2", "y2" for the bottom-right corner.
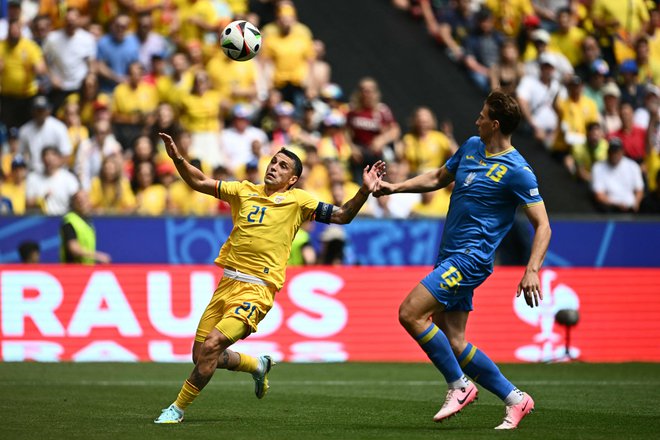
[
  {"x1": 136, "y1": 12, "x2": 167, "y2": 73},
  {"x1": 149, "y1": 103, "x2": 184, "y2": 162},
  {"x1": 89, "y1": 155, "x2": 136, "y2": 214},
  {"x1": 288, "y1": 221, "x2": 317, "y2": 266},
  {"x1": 0, "y1": 126, "x2": 20, "y2": 176},
  {"x1": 633, "y1": 84, "x2": 660, "y2": 129},
  {"x1": 169, "y1": 51, "x2": 195, "y2": 102},
  {"x1": 485, "y1": 0, "x2": 534, "y2": 37},
  {"x1": 174, "y1": 0, "x2": 225, "y2": 49},
  {"x1": 42, "y1": 7, "x2": 96, "y2": 112},
  {"x1": 0, "y1": 18, "x2": 47, "y2": 131},
  {"x1": 591, "y1": 0, "x2": 649, "y2": 67},
  {"x1": 601, "y1": 81, "x2": 622, "y2": 135},
  {"x1": 38, "y1": 0, "x2": 91, "y2": 30},
  {"x1": 30, "y1": 14, "x2": 52, "y2": 49},
  {"x1": 367, "y1": 161, "x2": 420, "y2": 218},
  {"x1": 95, "y1": 13, "x2": 140, "y2": 93},
  {"x1": 18, "y1": 96, "x2": 72, "y2": 173},
  {"x1": 221, "y1": 104, "x2": 269, "y2": 176},
  {"x1": 574, "y1": 36, "x2": 603, "y2": 81},
  {"x1": 634, "y1": 36, "x2": 660, "y2": 86},
  {"x1": 397, "y1": 106, "x2": 455, "y2": 175},
  {"x1": 422, "y1": 0, "x2": 475, "y2": 62},
  {"x1": 319, "y1": 83, "x2": 348, "y2": 116},
  {"x1": 255, "y1": 88, "x2": 283, "y2": 137},
  {"x1": 74, "y1": 72, "x2": 110, "y2": 128},
  {"x1": 269, "y1": 101, "x2": 313, "y2": 153},
  {"x1": 74, "y1": 119, "x2": 122, "y2": 190},
  {"x1": 609, "y1": 102, "x2": 647, "y2": 164},
  {"x1": 0, "y1": 154, "x2": 28, "y2": 214},
  {"x1": 179, "y1": 70, "x2": 224, "y2": 167},
  {"x1": 410, "y1": 186, "x2": 453, "y2": 217},
  {"x1": 583, "y1": 59, "x2": 609, "y2": 113},
  {"x1": 126, "y1": 135, "x2": 157, "y2": 177},
  {"x1": 550, "y1": 7, "x2": 586, "y2": 67},
  {"x1": 317, "y1": 110, "x2": 353, "y2": 173},
  {"x1": 25, "y1": 146, "x2": 80, "y2": 215},
  {"x1": 571, "y1": 122, "x2": 608, "y2": 183},
  {"x1": 347, "y1": 77, "x2": 400, "y2": 181},
  {"x1": 531, "y1": 0, "x2": 568, "y2": 29},
  {"x1": 639, "y1": 172, "x2": 660, "y2": 214},
  {"x1": 167, "y1": 158, "x2": 218, "y2": 216},
  {"x1": 591, "y1": 139, "x2": 644, "y2": 213},
  {"x1": 646, "y1": 98, "x2": 660, "y2": 192},
  {"x1": 489, "y1": 38, "x2": 525, "y2": 95},
  {"x1": 0, "y1": 0, "x2": 33, "y2": 40},
  {"x1": 132, "y1": 160, "x2": 167, "y2": 216},
  {"x1": 553, "y1": 75, "x2": 600, "y2": 169},
  {"x1": 618, "y1": 59, "x2": 644, "y2": 109},
  {"x1": 318, "y1": 223, "x2": 347, "y2": 265},
  {"x1": 18, "y1": 240, "x2": 40, "y2": 263},
  {"x1": 206, "y1": 29, "x2": 260, "y2": 112},
  {"x1": 516, "y1": 53, "x2": 562, "y2": 147},
  {"x1": 61, "y1": 100, "x2": 90, "y2": 168},
  {"x1": 307, "y1": 39, "x2": 332, "y2": 100},
  {"x1": 525, "y1": 28, "x2": 574, "y2": 83},
  {"x1": 462, "y1": 7, "x2": 504, "y2": 93},
  {"x1": 60, "y1": 190, "x2": 111, "y2": 264},
  {"x1": 261, "y1": 1, "x2": 315, "y2": 113},
  {"x1": 111, "y1": 61, "x2": 158, "y2": 151}
]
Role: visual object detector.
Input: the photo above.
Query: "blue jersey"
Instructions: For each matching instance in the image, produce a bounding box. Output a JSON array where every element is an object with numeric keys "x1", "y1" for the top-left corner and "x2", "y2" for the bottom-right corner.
[{"x1": 439, "y1": 136, "x2": 543, "y2": 269}]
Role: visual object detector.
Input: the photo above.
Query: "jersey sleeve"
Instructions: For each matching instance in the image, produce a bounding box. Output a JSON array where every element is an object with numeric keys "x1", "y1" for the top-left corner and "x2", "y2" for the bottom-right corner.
[
  {"x1": 445, "y1": 137, "x2": 474, "y2": 174},
  {"x1": 510, "y1": 166, "x2": 544, "y2": 207},
  {"x1": 294, "y1": 189, "x2": 324, "y2": 222},
  {"x1": 218, "y1": 180, "x2": 242, "y2": 203}
]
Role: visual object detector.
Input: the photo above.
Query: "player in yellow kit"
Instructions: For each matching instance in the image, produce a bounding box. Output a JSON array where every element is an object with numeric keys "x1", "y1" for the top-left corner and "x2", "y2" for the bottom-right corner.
[{"x1": 154, "y1": 132, "x2": 386, "y2": 424}]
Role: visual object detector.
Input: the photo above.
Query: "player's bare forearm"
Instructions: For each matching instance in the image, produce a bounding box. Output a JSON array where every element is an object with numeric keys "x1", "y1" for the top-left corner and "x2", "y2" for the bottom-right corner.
[
  {"x1": 160, "y1": 132, "x2": 217, "y2": 197},
  {"x1": 391, "y1": 166, "x2": 454, "y2": 194},
  {"x1": 524, "y1": 203, "x2": 552, "y2": 273}
]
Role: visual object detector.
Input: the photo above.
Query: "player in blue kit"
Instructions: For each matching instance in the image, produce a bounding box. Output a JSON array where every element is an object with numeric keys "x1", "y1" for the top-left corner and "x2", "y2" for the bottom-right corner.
[{"x1": 374, "y1": 91, "x2": 551, "y2": 429}]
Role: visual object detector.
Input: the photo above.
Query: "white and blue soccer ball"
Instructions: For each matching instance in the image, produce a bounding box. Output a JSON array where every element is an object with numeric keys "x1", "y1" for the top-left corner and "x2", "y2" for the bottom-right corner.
[{"x1": 220, "y1": 20, "x2": 262, "y2": 62}]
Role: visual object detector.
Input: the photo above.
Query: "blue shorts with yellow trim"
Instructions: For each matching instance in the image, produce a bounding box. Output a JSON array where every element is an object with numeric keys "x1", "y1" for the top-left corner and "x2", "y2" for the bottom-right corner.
[
  {"x1": 195, "y1": 277, "x2": 275, "y2": 343},
  {"x1": 420, "y1": 254, "x2": 491, "y2": 312}
]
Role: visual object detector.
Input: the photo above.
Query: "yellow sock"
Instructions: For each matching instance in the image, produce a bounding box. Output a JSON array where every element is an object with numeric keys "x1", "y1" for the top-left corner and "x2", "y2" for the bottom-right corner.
[
  {"x1": 174, "y1": 380, "x2": 200, "y2": 411},
  {"x1": 232, "y1": 353, "x2": 258, "y2": 373}
]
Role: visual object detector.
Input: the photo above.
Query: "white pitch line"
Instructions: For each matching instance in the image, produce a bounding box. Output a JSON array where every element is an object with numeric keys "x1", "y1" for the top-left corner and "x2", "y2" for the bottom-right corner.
[{"x1": 0, "y1": 379, "x2": 657, "y2": 387}]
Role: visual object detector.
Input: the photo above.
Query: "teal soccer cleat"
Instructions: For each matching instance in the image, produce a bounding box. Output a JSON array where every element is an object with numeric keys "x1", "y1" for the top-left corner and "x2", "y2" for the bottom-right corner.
[
  {"x1": 154, "y1": 404, "x2": 184, "y2": 424},
  {"x1": 252, "y1": 355, "x2": 275, "y2": 399}
]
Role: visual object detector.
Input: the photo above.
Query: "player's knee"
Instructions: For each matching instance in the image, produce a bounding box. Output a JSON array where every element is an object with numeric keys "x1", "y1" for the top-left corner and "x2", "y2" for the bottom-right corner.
[
  {"x1": 398, "y1": 303, "x2": 416, "y2": 329},
  {"x1": 201, "y1": 333, "x2": 222, "y2": 356}
]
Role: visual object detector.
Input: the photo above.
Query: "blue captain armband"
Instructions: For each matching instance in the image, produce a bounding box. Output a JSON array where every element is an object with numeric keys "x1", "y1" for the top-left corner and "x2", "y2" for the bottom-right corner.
[{"x1": 314, "y1": 202, "x2": 334, "y2": 224}]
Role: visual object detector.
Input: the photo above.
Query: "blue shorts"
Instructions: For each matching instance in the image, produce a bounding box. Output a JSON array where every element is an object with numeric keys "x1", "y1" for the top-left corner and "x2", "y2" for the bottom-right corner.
[{"x1": 420, "y1": 254, "x2": 491, "y2": 312}]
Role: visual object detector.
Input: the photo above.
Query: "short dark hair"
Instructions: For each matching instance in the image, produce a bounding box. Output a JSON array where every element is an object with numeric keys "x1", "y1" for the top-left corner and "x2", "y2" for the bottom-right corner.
[
  {"x1": 277, "y1": 148, "x2": 303, "y2": 178},
  {"x1": 18, "y1": 241, "x2": 40, "y2": 263},
  {"x1": 485, "y1": 91, "x2": 521, "y2": 135}
]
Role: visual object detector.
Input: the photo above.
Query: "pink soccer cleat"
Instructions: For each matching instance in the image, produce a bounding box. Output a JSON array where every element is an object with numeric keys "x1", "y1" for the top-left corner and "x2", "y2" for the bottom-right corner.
[
  {"x1": 494, "y1": 392, "x2": 535, "y2": 429},
  {"x1": 433, "y1": 382, "x2": 478, "y2": 422}
]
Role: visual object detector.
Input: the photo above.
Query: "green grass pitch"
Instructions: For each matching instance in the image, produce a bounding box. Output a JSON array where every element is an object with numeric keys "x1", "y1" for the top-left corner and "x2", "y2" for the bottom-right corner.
[{"x1": 1, "y1": 362, "x2": 659, "y2": 439}]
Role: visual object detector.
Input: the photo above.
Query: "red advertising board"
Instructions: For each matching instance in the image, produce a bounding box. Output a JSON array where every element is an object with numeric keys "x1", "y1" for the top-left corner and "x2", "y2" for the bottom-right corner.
[{"x1": 1, "y1": 265, "x2": 658, "y2": 362}]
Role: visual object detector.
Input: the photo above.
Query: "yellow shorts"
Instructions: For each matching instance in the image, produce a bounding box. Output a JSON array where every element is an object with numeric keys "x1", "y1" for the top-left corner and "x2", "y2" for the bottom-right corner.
[{"x1": 195, "y1": 277, "x2": 275, "y2": 343}]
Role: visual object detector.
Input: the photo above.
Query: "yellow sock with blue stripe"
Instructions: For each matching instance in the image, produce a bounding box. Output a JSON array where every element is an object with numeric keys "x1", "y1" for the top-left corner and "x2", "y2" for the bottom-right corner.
[
  {"x1": 231, "y1": 353, "x2": 259, "y2": 373},
  {"x1": 457, "y1": 342, "x2": 514, "y2": 400},
  {"x1": 416, "y1": 323, "x2": 464, "y2": 384},
  {"x1": 174, "y1": 380, "x2": 200, "y2": 411}
]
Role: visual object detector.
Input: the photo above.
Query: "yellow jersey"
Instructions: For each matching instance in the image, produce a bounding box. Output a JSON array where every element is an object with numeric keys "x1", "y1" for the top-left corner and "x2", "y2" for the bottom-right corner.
[
  {"x1": 215, "y1": 180, "x2": 321, "y2": 289},
  {"x1": 0, "y1": 37, "x2": 43, "y2": 97}
]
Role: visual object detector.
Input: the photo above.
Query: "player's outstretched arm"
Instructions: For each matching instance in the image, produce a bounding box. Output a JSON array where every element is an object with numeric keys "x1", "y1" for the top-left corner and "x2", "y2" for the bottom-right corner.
[
  {"x1": 329, "y1": 161, "x2": 386, "y2": 224},
  {"x1": 158, "y1": 132, "x2": 218, "y2": 197},
  {"x1": 517, "y1": 203, "x2": 552, "y2": 308},
  {"x1": 373, "y1": 165, "x2": 454, "y2": 197}
]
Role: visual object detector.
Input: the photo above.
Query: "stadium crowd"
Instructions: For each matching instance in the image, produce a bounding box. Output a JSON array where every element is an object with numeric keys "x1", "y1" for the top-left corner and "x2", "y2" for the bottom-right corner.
[
  {"x1": 395, "y1": 0, "x2": 660, "y2": 214},
  {"x1": 0, "y1": 0, "x2": 460, "y2": 221}
]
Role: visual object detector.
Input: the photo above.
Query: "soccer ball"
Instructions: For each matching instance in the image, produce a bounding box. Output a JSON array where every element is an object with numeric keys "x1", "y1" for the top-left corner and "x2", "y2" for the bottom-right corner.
[{"x1": 220, "y1": 20, "x2": 262, "y2": 62}]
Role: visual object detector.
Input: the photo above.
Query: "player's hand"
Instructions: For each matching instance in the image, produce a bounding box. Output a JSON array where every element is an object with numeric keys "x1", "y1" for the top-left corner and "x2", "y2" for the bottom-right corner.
[
  {"x1": 361, "y1": 160, "x2": 387, "y2": 193},
  {"x1": 373, "y1": 180, "x2": 394, "y2": 197},
  {"x1": 516, "y1": 269, "x2": 543, "y2": 308},
  {"x1": 159, "y1": 132, "x2": 182, "y2": 161},
  {"x1": 95, "y1": 251, "x2": 112, "y2": 264}
]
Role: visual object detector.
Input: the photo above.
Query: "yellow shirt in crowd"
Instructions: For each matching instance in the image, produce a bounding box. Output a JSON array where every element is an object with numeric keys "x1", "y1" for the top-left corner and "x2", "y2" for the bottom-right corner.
[{"x1": 0, "y1": 37, "x2": 43, "y2": 97}]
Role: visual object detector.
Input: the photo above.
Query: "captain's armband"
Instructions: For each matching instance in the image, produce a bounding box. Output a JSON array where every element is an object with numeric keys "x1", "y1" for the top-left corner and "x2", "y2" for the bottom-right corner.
[{"x1": 314, "y1": 202, "x2": 334, "y2": 224}]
